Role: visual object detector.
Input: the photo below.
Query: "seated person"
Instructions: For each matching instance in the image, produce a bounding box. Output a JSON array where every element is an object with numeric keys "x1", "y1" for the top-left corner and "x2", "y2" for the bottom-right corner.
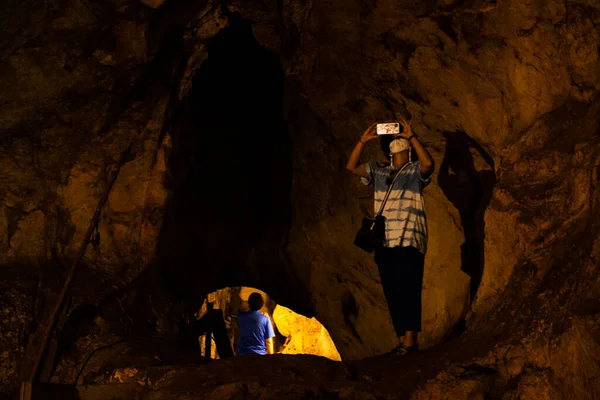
[{"x1": 237, "y1": 292, "x2": 275, "y2": 355}]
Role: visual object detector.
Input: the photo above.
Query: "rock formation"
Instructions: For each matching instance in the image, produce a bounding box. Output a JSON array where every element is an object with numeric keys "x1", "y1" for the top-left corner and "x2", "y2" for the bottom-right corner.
[
  {"x1": 273, "y1": 304, "x2": 341, "y2": 361},
  {"x1": 0, "y1": 0, "x2": 599, "y2": 398}
]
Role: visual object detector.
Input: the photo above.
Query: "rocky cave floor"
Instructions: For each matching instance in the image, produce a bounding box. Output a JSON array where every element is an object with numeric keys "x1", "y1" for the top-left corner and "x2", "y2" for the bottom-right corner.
[
  {"x1": 54, "y1": 335, "x2": 492, "y2": 400},
  {"x1": 37, "y1": 277, "x2": 599, "y2": 400},
  {"x1": 37, "y1": 322, "x2": 551, "y2": 400}
]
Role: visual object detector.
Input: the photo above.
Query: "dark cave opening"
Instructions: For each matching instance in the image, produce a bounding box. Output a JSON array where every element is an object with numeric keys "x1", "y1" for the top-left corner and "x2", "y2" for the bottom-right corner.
[
  {"x1": 44, "y1": 16, "x2": 315, "y2": 387},
  {"x1": 155, "y1": 14, "x2": 298, "y2": 318}
]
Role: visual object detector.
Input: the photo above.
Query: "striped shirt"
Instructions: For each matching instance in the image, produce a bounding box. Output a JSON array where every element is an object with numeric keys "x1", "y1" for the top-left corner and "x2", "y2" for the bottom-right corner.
[{"x1": 361, "y1": 161, "x2": 431, "y2": 254}]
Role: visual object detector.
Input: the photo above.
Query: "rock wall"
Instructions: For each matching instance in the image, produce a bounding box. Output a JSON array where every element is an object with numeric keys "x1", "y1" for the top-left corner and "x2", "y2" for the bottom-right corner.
[
  {"x1": 273, "y1": 305, "x2": 341, "y2": 361},
  {"x1": 0, "y1": 0, "x2": 172, "y2": 391},
  {"x1": 0, "y1": 0, "x2": 599, "y2": 397},
  {"x1": 232, "y1": 0, "x2": 600, "y2": 356}
]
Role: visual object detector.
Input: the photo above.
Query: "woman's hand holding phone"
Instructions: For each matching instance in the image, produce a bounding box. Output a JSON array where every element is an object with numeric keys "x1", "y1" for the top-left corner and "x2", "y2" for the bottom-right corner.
[
  {"x1": 360, "y1": 124, "x2": 378, "y2": 144},
  {"x1": 394, "y1": 116, "x2": 414, "y2": 139}
]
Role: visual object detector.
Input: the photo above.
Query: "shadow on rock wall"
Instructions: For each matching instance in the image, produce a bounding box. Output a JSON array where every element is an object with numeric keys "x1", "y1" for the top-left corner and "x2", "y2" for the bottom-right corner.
[{"x1": 438, "y1": 129, "x2": 496, "y2": 306}]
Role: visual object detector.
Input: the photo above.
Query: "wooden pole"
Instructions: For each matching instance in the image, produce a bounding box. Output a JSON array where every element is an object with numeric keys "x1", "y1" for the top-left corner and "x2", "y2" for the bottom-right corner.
[
  {"x1": 20, "y1": 144, "x2": 132, "y2": 400},
  {"x1": 204, "y1": 302, "x2": 213, "y2": 359}
]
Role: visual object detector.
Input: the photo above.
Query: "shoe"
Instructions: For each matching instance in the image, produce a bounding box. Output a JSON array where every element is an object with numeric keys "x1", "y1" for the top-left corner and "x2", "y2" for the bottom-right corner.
[{"x1": 386, "y1": 343, "x2": 418, "y2": 356}]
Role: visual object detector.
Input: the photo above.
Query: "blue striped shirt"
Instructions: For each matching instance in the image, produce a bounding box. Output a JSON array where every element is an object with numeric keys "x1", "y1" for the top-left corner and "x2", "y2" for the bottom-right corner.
[{"x1": 361, "y1": 161, "x2": 431, "y2": 254}]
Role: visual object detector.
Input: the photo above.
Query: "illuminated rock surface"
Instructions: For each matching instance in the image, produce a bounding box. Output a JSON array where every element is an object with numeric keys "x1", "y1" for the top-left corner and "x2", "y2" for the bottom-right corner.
[
  {"x1": 0, "y1": 0, "x2": 599, "y2": 398},
  {"x1": 273, "y1": 305, "x2": 341, "y2": 361}
]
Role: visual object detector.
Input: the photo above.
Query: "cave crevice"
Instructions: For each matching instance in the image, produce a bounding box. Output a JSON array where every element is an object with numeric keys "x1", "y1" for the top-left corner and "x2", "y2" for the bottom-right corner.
[{"x1": 155, "y1": 13, "x2": 310, "y2": 322}]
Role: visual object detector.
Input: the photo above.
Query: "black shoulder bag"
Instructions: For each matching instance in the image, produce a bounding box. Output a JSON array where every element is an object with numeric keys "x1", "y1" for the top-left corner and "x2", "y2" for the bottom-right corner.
[{"x1": 353, "y1": 163, "x2": 410, "y2": 253}]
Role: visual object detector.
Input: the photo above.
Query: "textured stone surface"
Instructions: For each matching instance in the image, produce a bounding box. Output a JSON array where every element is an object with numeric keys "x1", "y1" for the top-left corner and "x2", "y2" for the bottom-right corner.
[
  {"x1": 273, "y1": 305, "x2": 341, "y2": 361},
  {"x1": 73, "y1": 312, "x2": 600, "y2": 399},
  {"x1": 0, "y1": 0, "x2": 599, "y2": 398},
  {"x1": 233, "y1": 0, "x2": 600, "y2": 358}
]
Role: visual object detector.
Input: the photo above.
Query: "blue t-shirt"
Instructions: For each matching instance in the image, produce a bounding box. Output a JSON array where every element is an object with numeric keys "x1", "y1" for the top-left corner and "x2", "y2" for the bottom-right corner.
[{"x1": 237, "y1": 311, "x2": 275, "y2": 355}]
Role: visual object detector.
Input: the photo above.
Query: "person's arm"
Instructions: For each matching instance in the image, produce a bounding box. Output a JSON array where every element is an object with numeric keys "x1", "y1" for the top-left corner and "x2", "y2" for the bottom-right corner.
[
  {"x1": 265, "y1": 337, "x2": 274, "y2": 354},
  {"x1": 397, "y1": 117, "x2": 434, "y2": 178},
  {"x1": 411, "y1": 136, "x2": 435, "y2": 178},
  {"x1": 264, "y1": 317, "x2": 276, "y2": 355},
  {"x1": 346, "y1": 123, "x2": 378, "y2": 178}
]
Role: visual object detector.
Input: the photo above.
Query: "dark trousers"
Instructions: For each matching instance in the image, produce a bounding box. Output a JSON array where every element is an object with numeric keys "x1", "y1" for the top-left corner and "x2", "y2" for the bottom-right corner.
[
  {"x1": 181, "y1": 309, "x2": 234, "y2": 358},
  {"x1": 374, "y1": 246, "x2": 424, "y2": 337}
]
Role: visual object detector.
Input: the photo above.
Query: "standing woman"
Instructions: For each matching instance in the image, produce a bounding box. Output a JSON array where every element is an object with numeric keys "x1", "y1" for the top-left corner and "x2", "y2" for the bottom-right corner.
[{"x1": 346, "y1": 117, "x2": 434, "y2": 355}]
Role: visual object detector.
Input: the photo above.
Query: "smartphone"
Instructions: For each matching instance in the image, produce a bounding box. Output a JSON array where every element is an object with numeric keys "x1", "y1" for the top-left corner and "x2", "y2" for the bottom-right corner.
[{"x1": 376, "y1": 122, "x2": 400, "y2": 135}]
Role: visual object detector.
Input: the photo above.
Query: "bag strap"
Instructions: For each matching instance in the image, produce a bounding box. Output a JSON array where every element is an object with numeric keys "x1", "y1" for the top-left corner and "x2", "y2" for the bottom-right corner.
[{"x1": 376, "y1": 162, "x2": 411, "y2": 216}]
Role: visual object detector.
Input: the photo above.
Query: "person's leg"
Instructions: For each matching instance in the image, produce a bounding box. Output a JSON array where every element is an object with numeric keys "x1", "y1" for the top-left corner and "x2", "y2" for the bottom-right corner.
[
  {"x1": 375, "y1": 247, "x2": 405, "y2": 341},
  {"x1": 396, "y1": 247, "x2": 424, "y2": 349},
  {"x1": 404, "y1": 331, "x2": 417, "y2": 347},
  {"x1": 378, "y1": 246, "x2": 414, "y2": 350},
  {"x1": 386, "y1": 246, "x2": 411, "y2": 346}
]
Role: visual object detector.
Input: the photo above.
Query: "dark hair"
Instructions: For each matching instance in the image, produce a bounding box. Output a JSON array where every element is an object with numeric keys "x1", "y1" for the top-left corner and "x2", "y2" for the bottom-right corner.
[
  {"x1": 248, "y1": 292, "x2": 264, "y2": 311},
  {"x1": 379, "y1": 135, "x2": 394, "y2": 161}
]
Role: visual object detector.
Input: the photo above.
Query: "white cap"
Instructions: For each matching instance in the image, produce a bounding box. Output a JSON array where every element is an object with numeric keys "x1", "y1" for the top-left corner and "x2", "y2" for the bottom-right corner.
[{"x1": 389, "y1": 138, "x2": 410, "y2": 154}]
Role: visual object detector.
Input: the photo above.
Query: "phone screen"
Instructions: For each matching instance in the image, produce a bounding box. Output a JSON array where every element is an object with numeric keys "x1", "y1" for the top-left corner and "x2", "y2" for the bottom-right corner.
[{"x1": 376, "y1": 123, "x2": 400, "y2": 135}]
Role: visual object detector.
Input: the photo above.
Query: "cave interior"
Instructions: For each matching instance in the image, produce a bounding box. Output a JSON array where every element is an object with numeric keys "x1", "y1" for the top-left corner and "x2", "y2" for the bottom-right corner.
[{"x1": 0, "y1": 0, "x2": 599, "y2": 399}]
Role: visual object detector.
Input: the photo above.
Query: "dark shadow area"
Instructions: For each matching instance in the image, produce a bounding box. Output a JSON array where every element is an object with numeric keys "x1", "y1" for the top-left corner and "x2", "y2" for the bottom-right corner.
[
  {"x1": 30, "y1": 382, "x2": 80, "y2": 399},
  {"x1": 155, "y1": 14, "x2": 304, "y2": 320},
  {"x1": 438, "y1": 129, "x2": 496, "y2": 305},
  {"x1": 179, "y1": 306, "x2": 233, "y2": 358},
  {"x1": 40, "y1": 15, "x2": 319, "y2": 388}
]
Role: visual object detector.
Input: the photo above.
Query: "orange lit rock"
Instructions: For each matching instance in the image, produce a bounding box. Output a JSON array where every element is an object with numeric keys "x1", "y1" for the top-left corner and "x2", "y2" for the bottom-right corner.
[{"x1": 273, "y1": 305, "x2": 341, "y2": 361}]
